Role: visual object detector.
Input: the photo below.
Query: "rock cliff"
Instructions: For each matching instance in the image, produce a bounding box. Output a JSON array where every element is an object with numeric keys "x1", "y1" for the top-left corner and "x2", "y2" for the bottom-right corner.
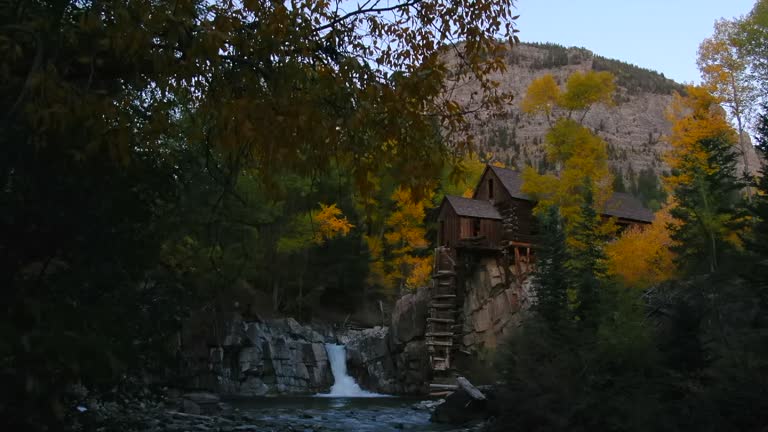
[
  {"x1": 199, "y1": 295, "x2": 433, "y2": 396},
  {"x1": 460, "y1": 256, "x2": 532, "y2": 355},
  {"x1": 445, "y1": 43, "x2": 763, "y2": 186},
  {"x1": 344, "y1": 286, "x2": 432, "y2": 395},
  {"x1": 206, "y1": 317, "x2": 334, "y2": 396}
]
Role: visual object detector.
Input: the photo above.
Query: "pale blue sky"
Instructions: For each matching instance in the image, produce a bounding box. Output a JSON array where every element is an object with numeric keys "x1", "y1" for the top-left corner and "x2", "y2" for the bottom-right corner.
[{"x1": 513, "y1": 0, "x2": 756, "y2": 84}]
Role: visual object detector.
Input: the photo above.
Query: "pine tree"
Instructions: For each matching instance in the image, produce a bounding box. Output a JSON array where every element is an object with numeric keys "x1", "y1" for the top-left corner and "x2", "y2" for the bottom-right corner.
[
  {"x1": 532, "y1": 205, "x2": 570, "y2": 326},
  {"x1": 666, "y1": 87, "x2": 747, "y2": 274},
  {"x1": 668, "y1": 133, "x2": 745, "y2": 273},
  {"x1": 745, "y1": 105, "x2": 768, "y2": 278},
  {"x1": 568, "y1": 180, "x2": 608, "y2": 324}
]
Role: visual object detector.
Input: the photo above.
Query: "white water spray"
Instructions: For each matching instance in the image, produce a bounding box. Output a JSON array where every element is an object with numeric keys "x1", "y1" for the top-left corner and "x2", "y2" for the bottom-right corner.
[{"x1": 318, "y1": 343, "x2": 385, "y2": 397}]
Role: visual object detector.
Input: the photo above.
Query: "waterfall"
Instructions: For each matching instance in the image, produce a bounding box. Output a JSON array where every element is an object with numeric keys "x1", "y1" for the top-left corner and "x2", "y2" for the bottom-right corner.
[{"x1": 318, "y1": 343, "x2": 384, "y2": 397}]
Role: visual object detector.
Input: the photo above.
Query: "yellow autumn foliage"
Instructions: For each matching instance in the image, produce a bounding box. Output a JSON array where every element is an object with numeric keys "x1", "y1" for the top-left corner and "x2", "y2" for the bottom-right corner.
[
  {"x1": 367, "y1": 187, "x2": 433, "y2": 292},
  {"x1": 313, "y1": 203, "x2": 354, "y2": 244},
  {"x1": 521, "y1": 74, "x2": 560, "y2": 120},
  {"x1": 606, "y1": 207, "x2": 679, "y2": 288},
  {"x1": 521, "y1": 118, "x2": 613, "y2": 230},
  {"x1": 664, "y1": 86, "x2": 738, "y2": 189}
]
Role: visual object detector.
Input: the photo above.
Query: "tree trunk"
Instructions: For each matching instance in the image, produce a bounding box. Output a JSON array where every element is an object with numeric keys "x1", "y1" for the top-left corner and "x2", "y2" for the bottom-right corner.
[{"x1": 731, "y1": 75, "x2": 752, "y2": 202}]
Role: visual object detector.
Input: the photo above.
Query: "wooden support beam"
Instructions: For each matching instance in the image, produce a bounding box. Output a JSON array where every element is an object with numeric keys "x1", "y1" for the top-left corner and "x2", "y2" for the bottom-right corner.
[
  {"x1": 426, "y1": 340, "x2": 453, "y2": 347},
  {"x1": 425, "y1": 332, "x2": 454, "y2": 337},
  {"x1": 427, "y1": 318, "x2": 455, "y2": 323}
]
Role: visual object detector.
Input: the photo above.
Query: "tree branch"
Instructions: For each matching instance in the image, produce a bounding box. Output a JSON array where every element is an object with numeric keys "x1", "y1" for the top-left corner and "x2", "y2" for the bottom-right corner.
[{"x1": 313, "y1": 0, "x2": 424, "y2": 33}]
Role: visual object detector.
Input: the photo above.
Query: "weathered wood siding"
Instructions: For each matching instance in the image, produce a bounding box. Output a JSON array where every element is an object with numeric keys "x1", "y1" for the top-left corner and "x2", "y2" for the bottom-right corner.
[
  {"x1": 437, "y1": 200, "x2": 501, "y2": 249},
  {"x1": 474, "y1": 168, "x2": 538, "y2": 244},
  {"x1": 458, "y1": 217, "x2": 501, "y2": 247},
  {"x1": 437, "y1": 203, "x2": 460, "y2": 248},
  {"x1": 473, "y1": 168, "x2": 511, "y2": 203},
  {"x1": 481, "y1": 218, "x2": 502, "y2": 246}
]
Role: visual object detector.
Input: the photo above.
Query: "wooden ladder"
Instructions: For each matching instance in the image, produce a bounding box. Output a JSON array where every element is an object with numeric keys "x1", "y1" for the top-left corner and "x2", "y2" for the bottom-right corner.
[{"x1": 427, "y1": 247, "x2": 459, "y2": 372}]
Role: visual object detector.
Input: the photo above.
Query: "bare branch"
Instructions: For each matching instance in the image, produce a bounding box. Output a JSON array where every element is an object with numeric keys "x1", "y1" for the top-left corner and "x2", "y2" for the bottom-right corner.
[{"x1": 313, "y1": 0, "x2": 424, "y2": 33}]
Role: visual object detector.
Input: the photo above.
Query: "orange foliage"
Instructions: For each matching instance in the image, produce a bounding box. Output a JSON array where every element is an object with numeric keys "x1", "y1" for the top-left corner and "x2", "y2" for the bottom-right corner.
[
  {"x1": 664, "y1": 86, "x2": 738, "y2": 189},
  {"x1": 606, "y1": 207, "x2": 679, "y2": 288},
  {"x1": 313, "y1": 203, "x2": 354, "y2": 244},
  {"x1": 367, "y1": 187, "x2": 432, "y2": 292}
]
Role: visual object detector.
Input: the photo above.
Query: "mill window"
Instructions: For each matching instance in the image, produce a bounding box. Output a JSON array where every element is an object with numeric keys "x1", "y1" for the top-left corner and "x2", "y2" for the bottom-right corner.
[{"x1": 488, "y1": 178, "x2": 494, "y2": 200}]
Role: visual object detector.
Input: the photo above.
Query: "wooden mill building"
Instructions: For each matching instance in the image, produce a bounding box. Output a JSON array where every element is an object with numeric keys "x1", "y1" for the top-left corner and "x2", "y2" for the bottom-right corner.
[
  {"x1": 426, "y1": 165, "x2": 654, "y2": 376},
  {"x1": 436, "y1": 165, "x2": 654, "y2": 251}
]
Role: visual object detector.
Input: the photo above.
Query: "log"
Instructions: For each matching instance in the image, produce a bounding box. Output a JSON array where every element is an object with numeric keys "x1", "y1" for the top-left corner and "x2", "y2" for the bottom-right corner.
[
  {"x1": 456, "y1": 376, "x2": 486, "y2": 401},
  {"x1": 429, "y1": 383, "x2": 459, "y2": 390}
]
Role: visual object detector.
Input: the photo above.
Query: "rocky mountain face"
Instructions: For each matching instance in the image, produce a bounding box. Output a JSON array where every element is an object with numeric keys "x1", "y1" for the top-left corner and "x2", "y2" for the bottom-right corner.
[{"x1": 445, "y1": 43, "x2": 762, "y2": 193}]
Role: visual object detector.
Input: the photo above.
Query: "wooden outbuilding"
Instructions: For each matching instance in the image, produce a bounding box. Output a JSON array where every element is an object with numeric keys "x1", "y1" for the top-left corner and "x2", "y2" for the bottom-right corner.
[{"x1": 436, "y1": 195, "x2": 502, "y2": 249}]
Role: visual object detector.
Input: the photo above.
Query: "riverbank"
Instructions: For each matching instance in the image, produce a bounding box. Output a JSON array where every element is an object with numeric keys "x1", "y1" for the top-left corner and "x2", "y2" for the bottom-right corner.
[{"x1": 70, "y1": 392, "x2": 487, "y2": 432}]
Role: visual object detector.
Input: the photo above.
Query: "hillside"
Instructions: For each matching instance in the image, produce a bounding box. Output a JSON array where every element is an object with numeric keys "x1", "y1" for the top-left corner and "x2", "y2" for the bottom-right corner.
[{"x1": 445, "y1": 42, "x2": 763, "y2": 198}]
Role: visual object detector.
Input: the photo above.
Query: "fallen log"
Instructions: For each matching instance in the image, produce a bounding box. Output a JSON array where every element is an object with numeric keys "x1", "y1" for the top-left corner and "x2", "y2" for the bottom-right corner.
[
  {"x1": 457, "y1": 376, "x2": 486, "y2": 401},
  {"x1": 429, "y1": 383, "x2": 459, "y2": 390}
]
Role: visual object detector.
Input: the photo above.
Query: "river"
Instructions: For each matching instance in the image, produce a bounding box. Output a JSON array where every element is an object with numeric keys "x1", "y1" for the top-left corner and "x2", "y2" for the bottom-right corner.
[
  {"x1": 222, "y1": 343, "x2": 472, "y2": 432},
  {"x1": 227, "y1": 396, "x2": 462, "y2": 432}
]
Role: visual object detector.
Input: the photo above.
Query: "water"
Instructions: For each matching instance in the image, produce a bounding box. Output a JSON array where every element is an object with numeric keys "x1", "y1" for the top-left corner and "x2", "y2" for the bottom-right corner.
[
  {"x1": 319, "y1": 343, "x2": 384, "y2": 398},
  {"x1": 222, "y1": 344, "x2": 466, "y2": 431},
  {"x1": 227, "y1": 396, "x2": 459, "y2": 432}
]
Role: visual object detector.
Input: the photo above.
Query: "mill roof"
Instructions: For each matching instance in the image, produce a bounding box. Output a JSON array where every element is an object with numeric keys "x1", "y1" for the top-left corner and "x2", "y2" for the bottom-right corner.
[
  {"x1": 443, "y1": 195, "x2": 502, "y2": 220},
  {"x1": 484, "y1": 165, "x2": 654, "y2": 223},
  {"x1": 603, "y1": 192, "x2": 655, "y2": 223},
  {"x1": 488, "y1": 165, "x2": 531, "y2": 200}
]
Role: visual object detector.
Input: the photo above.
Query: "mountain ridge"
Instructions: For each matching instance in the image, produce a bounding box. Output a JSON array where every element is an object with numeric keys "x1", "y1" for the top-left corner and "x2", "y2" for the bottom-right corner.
[{"x1": 444, "y1": 42, "x2": 762, "y2": 204}]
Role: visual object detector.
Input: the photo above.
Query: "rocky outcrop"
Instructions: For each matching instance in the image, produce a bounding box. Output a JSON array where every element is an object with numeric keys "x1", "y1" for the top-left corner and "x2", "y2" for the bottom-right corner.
[
  {"x1": 461, "y1": 257, "x2": 531, "y2": 354},
  {"x1": 432, "y1": 385, "x2": 499, "y2": 425},
  {"x1": 207, "y1": 317, "x2": 333, "y2": 396},
  {"x1": 390, "y1": 286, "x2": 430, "y2": 345},
  {"x1": 344, "y1": 326, "x2": 398, "y2": 393},
  {"x1": 344, "y1": 286, "x2": 432, "y2": 394}
]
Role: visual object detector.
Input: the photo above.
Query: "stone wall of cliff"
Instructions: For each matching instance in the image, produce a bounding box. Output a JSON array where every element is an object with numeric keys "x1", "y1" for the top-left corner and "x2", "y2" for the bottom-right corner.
[{"x1": 444, "y1": 43, "x2": 763, "y2": 184}]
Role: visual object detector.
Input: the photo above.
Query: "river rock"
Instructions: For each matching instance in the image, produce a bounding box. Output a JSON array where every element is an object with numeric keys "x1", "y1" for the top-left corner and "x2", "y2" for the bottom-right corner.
[
  {"x1": 181, "y1": 392, "x2": 220, "y2": 414},
  {"x1": 431, "y1": 388, "x2": 491, "y2": 424},
  {"x1": 181, "y1": 399, "x2": 202, "y2": 415}
]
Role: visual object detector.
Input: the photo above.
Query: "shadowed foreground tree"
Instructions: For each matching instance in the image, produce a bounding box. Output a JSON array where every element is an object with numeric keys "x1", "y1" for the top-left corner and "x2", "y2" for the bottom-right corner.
[
  {"x1": 0, "y1": 0, "x2": 520, "y2": 429},
  {"x1": 494, "y1": 88, "x2": 768, "y2": 432}
]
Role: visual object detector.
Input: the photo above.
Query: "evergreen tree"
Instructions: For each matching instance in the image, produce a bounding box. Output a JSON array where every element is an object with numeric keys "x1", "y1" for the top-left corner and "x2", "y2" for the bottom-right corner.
[
  {"x1": 666, "y1": 87, "x2": 747, "y2": 274},
  {"x1": 745, "y1": 105, "x2": 768, "y2": 282},
  {"x1": 532, "y1": 205, "x2": 570, "y2": 326},
  {"x1": 636, "y1": 168, "x2": 666, "y2": 210},
  {"x1": 668, "y1": 133, "x2": 745, "y2": 273},
  {"x1": 755, "y1": 104, "x2": 768, "y2": 156},
  {"x1": 568, "y1": 179, "x2": 608, "y2": 325}
]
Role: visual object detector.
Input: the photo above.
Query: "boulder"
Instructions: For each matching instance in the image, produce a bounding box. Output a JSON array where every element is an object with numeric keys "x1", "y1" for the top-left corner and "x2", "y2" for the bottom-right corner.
[
  {"x1": 181, "y1": 399, "x2": 202, "y2": 415},
  {"x1": 182, "y1": 392, "x2": 220, "y2": 415},
  {"x1": 390, "y1": 286, "x2": 430, "y2": 346},
  {"x1": 345, "y1": 327, "x2": 399, "y2": 393},
  {"x1": 431, "y1": 388, "x2": 490, "y2": 424}
]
